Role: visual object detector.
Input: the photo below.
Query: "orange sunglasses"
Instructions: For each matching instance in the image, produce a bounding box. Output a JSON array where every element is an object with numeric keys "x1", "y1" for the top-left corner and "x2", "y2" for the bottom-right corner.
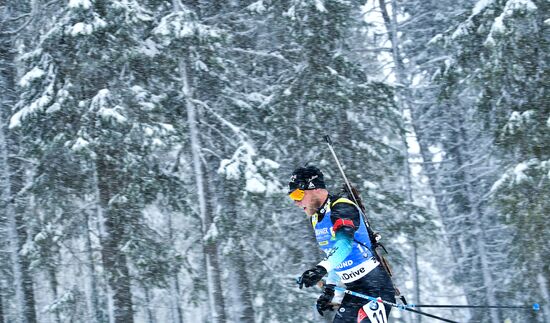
[{"x1": 288, "y1": 189, "x2": 305, "y2": 201}]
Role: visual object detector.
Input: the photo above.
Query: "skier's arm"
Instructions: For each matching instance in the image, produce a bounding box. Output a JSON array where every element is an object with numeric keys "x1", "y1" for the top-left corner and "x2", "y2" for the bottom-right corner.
[
  {"x1": 325, "y1": 269, "x2": 340, "y2": 285},
  {"x1": 316, "y1": 229, "x2": 353, "y2": 271},
  {"x1": 317, "y1": 202, "x2": 360, "y2": 272}
]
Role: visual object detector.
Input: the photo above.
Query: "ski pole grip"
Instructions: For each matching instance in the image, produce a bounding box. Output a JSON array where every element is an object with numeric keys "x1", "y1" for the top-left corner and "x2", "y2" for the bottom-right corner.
[{"x1": 324, "y1": 135, "x2": 333, "y2": 145}]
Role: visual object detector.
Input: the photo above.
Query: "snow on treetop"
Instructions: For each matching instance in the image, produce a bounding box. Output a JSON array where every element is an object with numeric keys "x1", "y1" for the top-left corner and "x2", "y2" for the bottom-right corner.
[
  {"x1": 138, "y1": 39, "x2": 160, "y2": 57},
  {"x1": 502, "y1": 110, "x2": 536, "y2": 135},
  {"x1": 154, "y1": 10, "x2": 222, "y2": 42},
  {"x1": 506, "y1": 0, "x2": 537, "y2": 12},
  {"x1": 491, "y1": 159, "x2": 541, "y2": 192},
  {"x1": 284, "y1": 6, "x2": 296, "y2": 20},
  {"x1": 471, "y1": 0, "x2": 495, "y2": 17},
  {"x1": 487, "y1": 0, "x2": 537, "y2": 43},
  {"x1": 452, "y1": 20, "x2": 474, "y2": 39},
  {"x1": 427, "y1": 34, "x2": 443, "y2": 45},
  {"x1": 245, "y1": 92, "x2": 269, "y2": 103},
  {"x1": 203, "y1": 222, "x2": 219, "y2": 242},
  {"x1": 457, "y1": 0, "x2": 537, "y2": 41},
  {"x1": 314, "y1": 0, "x2": 327, "y2": 13},
  {"x1": 218, "y1": 142, "x2": 282, "y2": 195},
  {"x1": 484, "y1": 12, "x2": 505, "y2": 46},
  {"x1": 69, "y1": 22, "x2": 93, "y2": 36},
  {"x1": 10, "y1": 83, "x2": 54, "y2": 129},
  {"x1": 98, "y1": 106, "x2": 127, "y2": 123},
  {"x1": 67, "y1": 15, "x2": 107, "y2": 37},
  {"x1": 68, "y1": 0, "x2": 91, "y2": 10},
  {"x1": 245, "y1": 176, "x2": 267, "y2": 194},
  {"x1": 247, "y1": 1, "x2": 266, "y2": 14},
  {"x1": 256, "y1": 158, "x2": 279, "y2": 170},
  {"x1": 19, "y1": 67, "x2": 45, "y2": 87},
  {"x1": 218, "y1": 142, "x2": 255, "y2": 180},
  {"x1": 513, "y1": 162, "x2": 529, "y2": 183},
  {"x1": 71, "y1": 137, "x2": 90, "y2": 151},
  {"x1": 91, "y1": 89, "x2": 111, "y2": 105},
  {"x1": 90, "y1": 89, "x2": 127, "y2": 124}
]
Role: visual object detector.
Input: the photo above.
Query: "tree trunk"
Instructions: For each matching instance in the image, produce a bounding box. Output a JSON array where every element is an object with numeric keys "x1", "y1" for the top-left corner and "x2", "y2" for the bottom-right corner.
[
  {"x1": 0, "y1": 32, "x2": 37, "y2": 323},
  {"x1": 229, "y1": 243, "x2": 255, "y2": 322},
  {"x1": 166, "y1": 213, "x2": 184, "y2": 323},
  {"x1": 222, "y1": 180, "x2": 255, "y2": 323},
  {"x1": 48, "y1": 265, "x2": 61, "y2": 323},
  {"x1": 0, "y1": 282, "x2": 4, "y2": 323},
  {"x1": 379, "y1": 0, "x2": 498, "y2": 323},
  {"x1": 0, "y1": 130, "x2": 26, "y2": 323},
  {"x1": 83, "y1": 210, "x2": 101, "y2": 323},
  {"x1": 380, "y1": 0, "x2": 483, "y2": 316},
  {"x1": 143, "y1": 285, "x2": 154, "y2": 323},
  {"x1": 180, "y1": 57, "x2": 227, "y2": 322},
  {"x1": 96, "y1": 156, "x2": 134, "y2": 323},
  {"x1": 203, "y1": 161, "x2": 228, "y2": 323},
  {"x1": 454, "y1": 120, "x2": 500, "y2": 323},
  {"x1": 14, "y1": 204, "x2": 38, "y2": 323},
  {"x1": 169, "y1": 274, "x2": 184, "y2": 323},
  {"x1": 378, "y1": 2, "x2": 421, "y2": 319},
  {"x1": 93, "y1": 166, "x2": 115, "y2": 323},
  {"x1": 536, "y1": 271, "x2": 550, "y2": 323},
  {"x1": 411, "y1": 242, "x2": 420, "y2": 323}
]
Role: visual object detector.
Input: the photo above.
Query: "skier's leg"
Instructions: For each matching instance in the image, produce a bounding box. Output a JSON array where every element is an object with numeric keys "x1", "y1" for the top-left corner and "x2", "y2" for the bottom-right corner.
[
  {"x1": 333, "y1": 266, "x2": 396, "y2": 322},
  {"x1": 380, "y1": 288, "x2": 395, "y2": 319},
  {"x1": 333, "y1": 294, "x2": 366, "y2": 323}
]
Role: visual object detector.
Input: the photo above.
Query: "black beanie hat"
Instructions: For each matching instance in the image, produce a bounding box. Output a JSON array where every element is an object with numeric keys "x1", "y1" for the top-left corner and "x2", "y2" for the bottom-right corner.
[{"x1": 288, "y1": 166, "x2": 326, "y2": 193}]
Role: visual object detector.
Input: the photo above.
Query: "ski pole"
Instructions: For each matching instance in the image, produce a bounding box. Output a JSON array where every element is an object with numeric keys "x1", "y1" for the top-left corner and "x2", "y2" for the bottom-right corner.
[
  {"x1": 323, "y1": 135, "x2": 363, "y2": 215},
  {"x1": 333, "y1": 287, "x2": 460, "y2": 323},
  {"x1": 406, "y1": 303, "x2": 541, "y2": 311}
]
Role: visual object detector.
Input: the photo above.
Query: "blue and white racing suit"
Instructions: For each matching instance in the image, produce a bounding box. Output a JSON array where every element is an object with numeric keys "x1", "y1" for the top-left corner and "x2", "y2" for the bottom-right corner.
[{"x1": 312, "y1": 195, "x2": 395, "y2": 323}]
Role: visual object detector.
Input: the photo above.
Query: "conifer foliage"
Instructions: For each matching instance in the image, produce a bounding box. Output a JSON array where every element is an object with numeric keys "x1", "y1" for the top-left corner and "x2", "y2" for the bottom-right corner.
[
  {"x1": 446, "y1": 1, "x2": 549, "y2": 321},
  {"x1": 0, "y1": 0, "x2": 546, "y2": 322}
]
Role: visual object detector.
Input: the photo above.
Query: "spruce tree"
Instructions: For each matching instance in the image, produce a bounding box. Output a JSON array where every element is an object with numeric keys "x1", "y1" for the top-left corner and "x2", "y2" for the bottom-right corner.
[
  {"x1": 10, "y1": 1, "x2": 179, "y2": 321},
  {"x1": 403, "y1": 0, "x2": 548, "y2": 321},
  {"x1": 445, "y1": 0, "x2": 549, "y2": 321},
  {"x1": 0, "y1": 0, "x2": 44, "y2": 321}
]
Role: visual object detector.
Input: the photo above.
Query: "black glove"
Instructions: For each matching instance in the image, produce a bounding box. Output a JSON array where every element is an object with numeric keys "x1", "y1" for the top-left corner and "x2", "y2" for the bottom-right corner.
[
  {"x1": 316, "y1": 284, "x2": 335, "y2": 316},
  {"x1": 297, "y1": 265, "x2": 327, "y2": 289}
]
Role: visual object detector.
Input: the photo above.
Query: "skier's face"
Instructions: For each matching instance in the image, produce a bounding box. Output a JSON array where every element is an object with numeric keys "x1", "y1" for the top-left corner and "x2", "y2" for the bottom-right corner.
[{"x1": 293, "y1": 190, "x2": 323, "y2": 216}]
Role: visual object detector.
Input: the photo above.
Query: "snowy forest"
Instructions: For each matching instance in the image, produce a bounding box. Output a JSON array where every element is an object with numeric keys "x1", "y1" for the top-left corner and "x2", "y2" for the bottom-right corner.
[{"x1": 0, "y1": 0, "x2": 548, "y2": 322}]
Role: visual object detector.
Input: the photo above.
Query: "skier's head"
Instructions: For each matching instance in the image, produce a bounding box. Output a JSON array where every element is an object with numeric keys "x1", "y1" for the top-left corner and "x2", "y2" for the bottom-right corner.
[
  {"x1": 288, "y1": 166, "x2": 328, "y2": 216},
  {"x1": 288, "y1": 165, "x2": 326, "y2": 194}
]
